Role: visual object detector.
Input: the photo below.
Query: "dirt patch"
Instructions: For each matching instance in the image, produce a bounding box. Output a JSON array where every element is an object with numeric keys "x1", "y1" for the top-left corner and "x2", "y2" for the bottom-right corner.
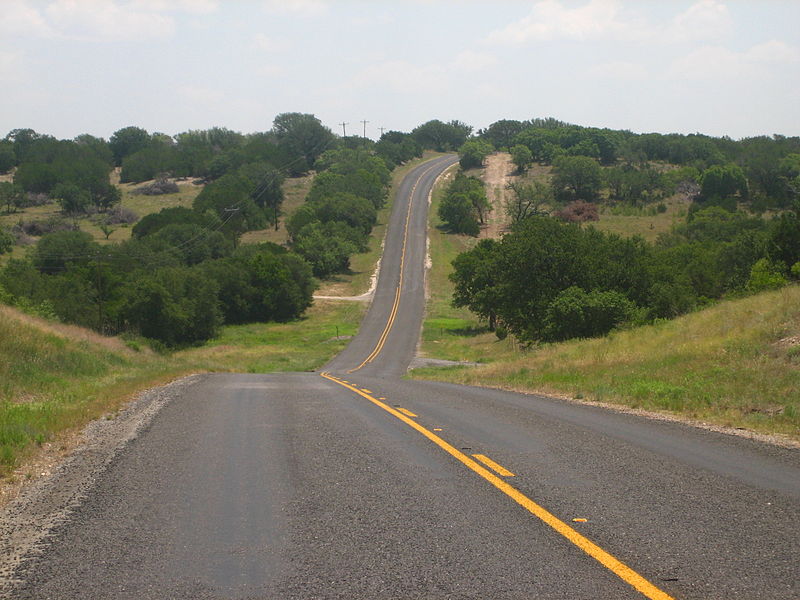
[{"x1": 479, "y1": 152, "x2": 515, "y2": 239}]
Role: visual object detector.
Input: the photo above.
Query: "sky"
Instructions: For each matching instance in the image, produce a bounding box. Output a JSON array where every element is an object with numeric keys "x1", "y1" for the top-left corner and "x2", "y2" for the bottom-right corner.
[{"x1": 1, "y1": 0, "x2": 799, "y2": 141}]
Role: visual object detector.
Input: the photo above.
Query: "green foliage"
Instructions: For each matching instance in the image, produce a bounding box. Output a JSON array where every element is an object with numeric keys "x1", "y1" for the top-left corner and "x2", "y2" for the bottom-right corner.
[
  {"x1": 747, "y1": 258, "x2": 788, "y2": 292},
  {"x1": 272, "y1": 112, "x2": 335, "y2": 175},
  {"x1": 293, "y1": 222, "x2": 357, "y2": 278},
  {"x1": 0, "y1": 228, "x2": 13, "y2": 254},
  {"x1": 479, "y1": 120, "x2": 526, "y2": 150},
  {"x1": 438, "y1": 172, "x2": 488, "y2": 235},
  {"x1": 374, "y1": 131, "x2": 423, "y2": 168},
  {"x1": 33, "y1": 230, "x2": 99, "y2": 274},
  {"x1": 458, "y1": 139, "x2": 493, "y2": 170},
  {"x1": 699, "y1": 164, "x2": 748, "y2": 203},
  {"x1": 109, "y1": 126, "x2": 152, "y2": 166},
  {"x1": 504, "y1": 181, "x2": 552, "y2": 224},
  {"x1": 766, "y1": 209, "x2": 800, "y2": 270},
  {"x1": 551, "y1": 155, "x2": 603, "y2": 202},
  {"x1": 118, "y1": 266, "x2": 222, "y2": 346},
  {"x1": 0, "y1": 182, "x2": 25, "y2": 213},
  {"x1": 605, "y1": 165, "x2": 667, "y2": 205},
  {"x1": 132, "y1": 206, "x2": 218, "y2": 239},
  {"x1": 510, "y1": 144, "x2": 533, "y2": 173},
  {"x1": 192, "y1": 171, "x2": 267, "y2": 240},
  {"x1": 544, "y1": 287, "x2": 635, "y2": 341},
  {"x1": 411, "y1": 120, "x2": 472, "y2": 152},
  {"x1": 51, "y1": 182, "x2": 91, "y2": 214},
  {"x1": 0, "y1": 141, "x2": 16, "y2": 173}
]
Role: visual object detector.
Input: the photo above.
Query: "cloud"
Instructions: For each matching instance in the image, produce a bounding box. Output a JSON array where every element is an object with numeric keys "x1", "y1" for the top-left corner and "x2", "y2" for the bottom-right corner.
[
  {"x1": 746, "y1": 40, "x2": 800, "y2": 63},
  {"x1": 44, "y1": 0, "x2": 175, "y2": 41},
  {"x1": 669, "y1": 41, "x2": 800, "y2": 81},
  {"x1": 0, "y1": 1, "x2": 54, "y2": 36},
  {"x1": 0, "y1": 51, "x2": 24, "y2": 82},
  {"x1": 589, "y1": 60, "x2": 647, "y2": 80},
  {"x1": 262, "y1": 0, "x2": 328, "y2": 17},
  {"x1": 485, "y1": 0, "x2": 647, "y2": 44},
  {"x1": 251, "y1": 33, "x2": 288, "y2": 52},
  {"x1": 485, "y1": 0, "x2": 735, "y2": 46},
  {"x1": 666, "y1": 0, "x2": 732, "y2": 43},
  {"x1": 349, "y1": 60, "x2": 446, "y2": 95},
  {"x1": 451, "y1": 50, "x2": 498, "y2": 72},
  {"x1": 132, "y1": 0, "x2": 219, "y2": 14}
]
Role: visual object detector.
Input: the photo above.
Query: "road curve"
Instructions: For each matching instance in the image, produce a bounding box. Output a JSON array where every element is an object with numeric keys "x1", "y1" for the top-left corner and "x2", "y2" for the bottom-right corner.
[{"x1": 3, "y1": 155, "x2": 799, "y2": 600}]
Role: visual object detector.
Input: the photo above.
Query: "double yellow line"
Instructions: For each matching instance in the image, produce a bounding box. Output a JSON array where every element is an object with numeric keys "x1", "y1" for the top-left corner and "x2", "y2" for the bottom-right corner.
[
  {"x1": 348, "y1": 160, "x2": 448, "y2": 373},
  {"x1": 320, "y1": 372, "x2": 677, "y2": 600}
]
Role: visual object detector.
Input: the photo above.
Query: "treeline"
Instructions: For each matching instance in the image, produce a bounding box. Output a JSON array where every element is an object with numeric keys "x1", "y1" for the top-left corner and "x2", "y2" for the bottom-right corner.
[
  {"x1": 0, "y1": 114, "x2": 434, "y2": 346},
  {"x1": 468, "y1": 118, "x2": 800, "y2": 212},
  {"x1": 450, "y1": 206, "x2": 800, "y2": 343}
]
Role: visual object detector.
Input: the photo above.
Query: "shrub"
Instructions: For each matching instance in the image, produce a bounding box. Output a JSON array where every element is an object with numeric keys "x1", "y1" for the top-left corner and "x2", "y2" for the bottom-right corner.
[
  {"x1": 544, "y1": 286, "x2": 634, "y2": 341},
  {"x1": 554, "y1": 200, "x2": 599, "y2": 223}
]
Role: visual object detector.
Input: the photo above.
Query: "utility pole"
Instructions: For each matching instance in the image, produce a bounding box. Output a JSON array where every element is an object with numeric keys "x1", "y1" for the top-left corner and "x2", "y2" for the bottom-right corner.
[
  {"x1": 361, "y1": 119, "x2": 369, "y2": 138},
  {"x1": 340, "y1": 122, "x2": 348, "y2": 138},
  {"x1": 379, "y1": 126, "x2": 386, "y2": 137}
]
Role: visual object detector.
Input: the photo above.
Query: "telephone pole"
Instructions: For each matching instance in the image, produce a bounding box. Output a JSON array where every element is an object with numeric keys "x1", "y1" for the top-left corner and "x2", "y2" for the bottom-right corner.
[
  {"x1": 361, "y1": 119, "x2": 369, "y2": 138},
  {"x1": 340, "y1": 122, "x2": 348, "y2": 137},
  {"x1": 379, "y1": 126, "x2": 386, "y2": 137}
]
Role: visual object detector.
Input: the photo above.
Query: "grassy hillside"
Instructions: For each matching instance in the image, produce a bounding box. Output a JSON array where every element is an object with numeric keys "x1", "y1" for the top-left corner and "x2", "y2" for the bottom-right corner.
[{"x1": 416, "y1": 161, "x2": 799, "y2": 440}]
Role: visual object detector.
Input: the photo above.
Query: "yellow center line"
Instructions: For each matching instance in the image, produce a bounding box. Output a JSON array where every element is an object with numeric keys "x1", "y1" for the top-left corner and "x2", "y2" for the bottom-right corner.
[
  {"x1": 346, "y1": 159, "x2": 450, "y2": 373},
  {"x1": 320, "y1": 373, "x2": 676, "y2": 600},
  {"x1": 396, "y1": 407, "x2": 418, "y2": 418},
  {"x1": 472, "y1": 454, "x2": 515, "y2": 477}
]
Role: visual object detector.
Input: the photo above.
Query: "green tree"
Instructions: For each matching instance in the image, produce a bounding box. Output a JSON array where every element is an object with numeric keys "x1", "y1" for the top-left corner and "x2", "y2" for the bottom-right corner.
[
  {"x1": 411, "y1": 120, "x2": 472, "y2": 151},
  {"x1": 0, "y1": 182, "x2": 24, "y2": 213},
  {"x1": 0, "y1": 141, "x2": 16, "y2": 173},
  {"x1": 458, "y1": 139, "x2": 493, "y2": 170},
  {"x1": 699, "y1": 164, "x2": 748, "y2": 203},
  {"x1": 438, "y1": 192, "x2": 480, "y2": 236},
  {"x1": 109, "y1": 126, "x2": 152, "y2": 166},
  {"x1": 551, "y1": 155, "x2": 603, "y2": 202},
  {"x1": 239, "y1": 162, "x2": 285, "y2": 230},
  {"x1": 51, "y1": 182, "x2": 91, "y2": 215},
  {"x1": 510, "y1": 145, "x2": 533, "y2": 173},
  {"x1": 0, "y1": 228, "x2": 13, "y2": 254},
  {"x1": 272, "y1": 112, "x2": 335, "y2": 175},
  {"x1": 504, "y1": 181, "x2": 552, "y2": 224}
]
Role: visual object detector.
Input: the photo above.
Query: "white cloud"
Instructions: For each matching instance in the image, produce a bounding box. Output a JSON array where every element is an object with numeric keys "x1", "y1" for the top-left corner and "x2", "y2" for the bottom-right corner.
[
  {"x1": 485, "y1": 0, "x2": 647, "y2": 44},
  {"x1": 132, "y1": 0, "x2": 219, "y2": 14},
  {"x1": 589, "y1": 60, "x2": 647, "y2": 80},
  {"x1": 0, "y1": 1, "x2": 53, "y2": 36},
  {"x1": 262, "y1": 0, "x2": 328, "y2": 17},
  {"x1": 667, "y1": 0, "x2": 732, "y2": 43},
  {"x1": 669, "y1": 41, "x2": 800, "y2": 82},
  {"x1": 0, "y1": 51, "x2": 24, "y2": 82},
  {"x1": 251, "y1": 33, "x2": 288, "y2": 52},
  {"x1": 486, "y1": 0, "x2": 737, "y2": 46},
  {"x1": 44, "y1": 0, "x2": 175, "y2": 41},
  {"x1": 746, "y1": 40, "x2": 800, "y2": 63},
  {"x1": 349, "y1": 60, "x2": 446, "y2": 95},
  {"x1": 451, "y1": 50, "x2": 498, "y2": 72}
]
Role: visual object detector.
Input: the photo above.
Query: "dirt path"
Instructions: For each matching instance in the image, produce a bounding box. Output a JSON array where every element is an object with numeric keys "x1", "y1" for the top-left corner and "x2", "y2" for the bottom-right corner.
[{"x1": 480, "y1": 152, "x2": 515, "y2": 239}]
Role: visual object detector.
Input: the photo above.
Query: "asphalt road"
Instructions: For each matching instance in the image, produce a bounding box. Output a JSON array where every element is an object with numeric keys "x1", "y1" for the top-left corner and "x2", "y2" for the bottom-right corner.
[{"x1": 6, "y1": 156, "x2": 800, "y2": 599}]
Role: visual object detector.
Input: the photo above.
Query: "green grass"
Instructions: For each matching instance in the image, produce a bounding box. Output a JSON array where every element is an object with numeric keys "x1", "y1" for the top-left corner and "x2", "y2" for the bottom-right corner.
[
  {"x1": 177, "y1": 299, "x2": 365, "y2": 373},
  {"x1": 412, "y1": 285, "x2": 800, "y2": 440}
]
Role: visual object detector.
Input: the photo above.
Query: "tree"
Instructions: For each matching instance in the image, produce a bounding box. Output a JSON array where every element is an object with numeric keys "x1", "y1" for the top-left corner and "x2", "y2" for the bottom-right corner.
[
  {"x1": 699, "y1": 164, "x2": 748, "y2": 203},
  {"x1": 411, "y1": 120, "x2": 472, "y2": 151},
  {"x1": 551, "y1": 155, "x2": 603, "y2": 202},
  {"x1": 0, "y1": 141, "x2": 15, "y2": 173},
  {"x1": 0, "y1": 182, "x2": 24, "y2": 213},
  {"x1": 458, "y1": 139, "x2": 493, "y2": 170},
  {"x1": 33, "y1": 230, "x2": 98, "y2": 273},
  {"x1": 239, "y1": 162, "x2": 285, "y2": 230},
  {"x1": 510, "y1": 145, "x2": 533, "y2": 173},
  {"x1": 438, "y1": 192, "x2": 480, "y2": 236},
  {"x1": 51, "y1": 182, "x2": 91, "y2": 215},
  {"x1": 0, "y1": 228, "x2": 13, "y2": 254},
  {"x1": 450, "y1": 239, "x2": 502, "y2": 330},
  {"x1": 109, "y1": 126, "x2": 152, "y2": 166},
  {"x1": 543, "y1": 286, "x2": 634, "y2": 341},
  {"x1": 504, "y1": 181, "x2": 552, "y2": 224},
  {"x1": 272, "y1": 112, "x2": 335, "y2": 175},
  {"x1": 480, "y1": 120, "x2": 525, "y2": 150}
]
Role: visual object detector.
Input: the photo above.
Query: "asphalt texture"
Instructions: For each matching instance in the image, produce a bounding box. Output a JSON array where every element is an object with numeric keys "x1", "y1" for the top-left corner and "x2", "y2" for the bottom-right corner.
[{"x1": 6, "y1": 155, "x2": 800, "y2": 599}]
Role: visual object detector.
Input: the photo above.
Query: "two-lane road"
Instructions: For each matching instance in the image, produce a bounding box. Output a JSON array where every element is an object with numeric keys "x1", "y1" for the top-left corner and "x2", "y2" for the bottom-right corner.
[{"x1": 4, "y1": 156, "x2": 799, "y2": 599}]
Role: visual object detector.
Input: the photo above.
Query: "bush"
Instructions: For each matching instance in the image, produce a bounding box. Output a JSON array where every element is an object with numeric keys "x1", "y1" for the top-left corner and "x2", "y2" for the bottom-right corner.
[
  {"x1": 554, "y1": 200, "x2": 599, "y2": 223},
  {"x1": 747, "y1": 258, "x2": 788, "y2": 292},
  {"x1": 544, "y1": 286, "x2": 634, "y2": 341},
  {"x1": 131, "y1": 178, "x2": 180, "y2": 195}
]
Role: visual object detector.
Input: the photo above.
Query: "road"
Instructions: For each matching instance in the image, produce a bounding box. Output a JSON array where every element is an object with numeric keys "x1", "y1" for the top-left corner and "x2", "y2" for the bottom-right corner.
[{"x1": 4, "y1": 156, "x2": 800, "y2": 599}]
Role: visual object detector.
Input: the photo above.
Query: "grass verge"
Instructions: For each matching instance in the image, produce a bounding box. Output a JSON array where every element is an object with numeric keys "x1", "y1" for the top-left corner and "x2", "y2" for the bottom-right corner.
[{"x1": 412, "y1": 286, "x2": 800, "y2": 440}]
